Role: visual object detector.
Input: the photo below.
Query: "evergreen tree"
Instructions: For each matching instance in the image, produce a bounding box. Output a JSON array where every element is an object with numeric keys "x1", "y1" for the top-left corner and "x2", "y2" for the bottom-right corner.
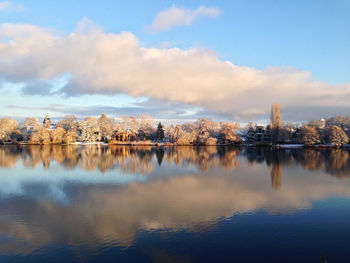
[{"x1": 156, "y1": 122, "x2": 165, "y2": 140}]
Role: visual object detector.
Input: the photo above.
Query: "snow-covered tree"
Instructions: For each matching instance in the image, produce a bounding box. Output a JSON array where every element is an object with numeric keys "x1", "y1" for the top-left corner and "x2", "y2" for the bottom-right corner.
[
  {"x1": 166, "y1": 124, "x2": 176, "y2": 142},
  {"x1": 63, "y1": 131, "x2": 77, "y2": 144},
  {"x1": 327, "y1": 125, "x2": 349, "y2": 147},
  {"x1": 177, "y1": 130, "x2": 196, "y2": 145},
  {"x1": 193, "y1": 118, "x2": 219, "y2": 145},
  {"x1": 99, "y1": 113, "x2": 114, "y2": 141},
  {"x1": 22, "y1": 117, "x2": 40, "y2": 129},
  {"x1": 219, "y1": 122, "x2": 240, "y2": 144},
  {"x1": 138, "y1": 114, "x2": 155, "y2": 140},
  {"x1": 58, "y1": 115, "x2": 79, "y2": 132},
  {"x1": 298, "y1": 126, "x2": 321, "y2": 146},
  {"x1": 0, "y1": 118, "x2": 18, "y2": 142},
  {"x1": 326, "y1": 115, "x2": 350, "y2": 130},
  {"x1": 21, "y1": 117, "x2": 41, "y2": 141},
  {"x1": 78, "y1": 117, "x2": 100, "y2": 142},
  {"x1": 51, "y1": 126, "x2": 66, "y2": 144},
  {"x1": 29, "y1": 127, "x2": 51, "y2": 144}
]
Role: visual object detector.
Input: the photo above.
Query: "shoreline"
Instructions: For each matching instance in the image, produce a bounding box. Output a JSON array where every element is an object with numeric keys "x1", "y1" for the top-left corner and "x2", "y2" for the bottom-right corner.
[{"x1": 1, "y1": 142, "x2": 350, "y2": 149}]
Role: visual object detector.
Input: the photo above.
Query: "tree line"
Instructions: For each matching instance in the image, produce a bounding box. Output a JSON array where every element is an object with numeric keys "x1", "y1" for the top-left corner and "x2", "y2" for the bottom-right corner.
[{"x1": 0, "y1": 113, "x2": 241, "y2": 145}]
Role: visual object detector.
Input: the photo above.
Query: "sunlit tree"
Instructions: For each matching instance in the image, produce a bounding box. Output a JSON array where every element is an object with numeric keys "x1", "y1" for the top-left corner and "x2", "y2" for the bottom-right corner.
[
  {"x1": 99, "y1": 113, "x2": 114, "y2": 142},
  {"x1": 0, "y1": 118, "x2": 18, "y2": 143},
  {"x1": 219, "y1": 122, "x2": 240, "y2": 144},
  {"x1": 138, "y1": 114, "x2": 155, "y2": 140},
  {"x1": 298, "y1": 126, "x2": 321, "y2": 146},
  {"x1": 78, "y1": 117, "x2": 100, "y2": 142},
  {"x1": 58, "y1": 115, "x2": 79, "y2": 132},
  {"x1": 270, "y1": 102, "x2": 282, "y2": 143},
  {"x1": 327, "y1": 125, "x2": 349, "y2": 147}
]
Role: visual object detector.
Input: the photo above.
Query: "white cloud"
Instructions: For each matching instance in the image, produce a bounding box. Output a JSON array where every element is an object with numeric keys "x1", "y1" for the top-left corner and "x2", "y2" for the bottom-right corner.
[
  {"x1": 148, "y1": 5, "x2": 220, "y2": 33},
  {"x1": 0, "y1": 1, "x2": 10, "y2": 10},
  {"x1": 0, "y1": 1, "x2": 25, "y2": 12},
  {"x1": 1, "y1": 20, "x2": 350, "y2": 121}
]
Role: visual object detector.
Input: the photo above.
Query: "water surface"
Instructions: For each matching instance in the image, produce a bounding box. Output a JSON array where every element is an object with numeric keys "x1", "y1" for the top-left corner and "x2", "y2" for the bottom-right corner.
[{"x1": 0, "y1": 145, "x2": 349, "y2": 262}]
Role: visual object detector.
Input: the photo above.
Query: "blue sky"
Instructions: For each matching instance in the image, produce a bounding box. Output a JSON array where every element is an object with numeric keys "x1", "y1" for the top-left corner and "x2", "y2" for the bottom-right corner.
[{"x1": 0, "y1": 0, "x2": 349, "y2": 122}]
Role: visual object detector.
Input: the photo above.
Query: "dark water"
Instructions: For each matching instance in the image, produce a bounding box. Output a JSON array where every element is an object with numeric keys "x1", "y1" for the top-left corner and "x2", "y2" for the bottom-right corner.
[{"x1": 0, "y1": 145, "x2": 349, "y2": 263}]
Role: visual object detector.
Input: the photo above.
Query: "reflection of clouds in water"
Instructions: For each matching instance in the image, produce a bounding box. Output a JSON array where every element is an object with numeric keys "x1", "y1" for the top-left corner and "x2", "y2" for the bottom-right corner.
[
  {"x1": 0, "y1": 165, "x2": 350, "y2": 255},
  {"x1": 0, "y1": 145, "x2": 240, "y2": 197},
  {"x1": 1, "y1": 145, "x2": 350, "y2": 256}
]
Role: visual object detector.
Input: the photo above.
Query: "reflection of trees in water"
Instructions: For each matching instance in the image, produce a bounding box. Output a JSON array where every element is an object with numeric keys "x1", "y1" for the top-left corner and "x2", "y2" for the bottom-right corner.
[
  {"x1": 0, "y1": 145, "x2": 241, "y2": 174},
  {"x1": 166, "y1": 146, "x2": 239, "y2": 171},
  {"x1": 325, "y1": 150, "x2": 350, "y2": 178},
  {"x1": 244, "y1": 148, "x2": 350, "y2": 178},
  {"x1": 0, "y1": 146, "x2": 21, "y2": 168},
  {"x1": 1, "y1": 145, "x2": 350, "y2": 178},
  {"x1": 270, "y1": 164, "x2": 282, "y2": 190},
  {"x1": 295, "y1": 149, "x2": 324, "y2": 172},
  {"x1": 244, "y1": 149, "x2": 284, "y2": 189}
]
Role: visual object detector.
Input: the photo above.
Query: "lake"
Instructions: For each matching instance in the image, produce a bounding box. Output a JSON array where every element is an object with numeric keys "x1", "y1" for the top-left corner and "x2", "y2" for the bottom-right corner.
[{"x1": 0, "y1": 145, "x2": 349, "y2": 262}]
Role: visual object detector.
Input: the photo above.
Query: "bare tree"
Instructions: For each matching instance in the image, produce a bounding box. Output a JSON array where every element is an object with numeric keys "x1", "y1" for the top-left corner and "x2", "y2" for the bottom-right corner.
[
  {"x1": 270, "y1": 102, "x2": 282, "y2": 143},
  {"x1": 270, "y1": 103, "x2": 282, "y2": 128}
]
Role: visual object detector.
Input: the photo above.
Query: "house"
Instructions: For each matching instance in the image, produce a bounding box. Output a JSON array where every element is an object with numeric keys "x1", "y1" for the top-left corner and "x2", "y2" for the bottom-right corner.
[{"x1": 112, "y1": 127, "x2": 137, "y2": 142}]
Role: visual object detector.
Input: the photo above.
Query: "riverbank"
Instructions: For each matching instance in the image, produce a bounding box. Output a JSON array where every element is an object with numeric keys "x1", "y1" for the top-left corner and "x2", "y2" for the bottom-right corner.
[{"x1": 2, "y1": 141, "x2": 350, "y2": 149}]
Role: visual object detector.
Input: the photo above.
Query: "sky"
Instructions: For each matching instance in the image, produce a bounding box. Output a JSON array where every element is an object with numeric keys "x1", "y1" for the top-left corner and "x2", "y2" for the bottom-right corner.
[{"x1": 0, "y1": 0, "x2": 349, "y2": 123}]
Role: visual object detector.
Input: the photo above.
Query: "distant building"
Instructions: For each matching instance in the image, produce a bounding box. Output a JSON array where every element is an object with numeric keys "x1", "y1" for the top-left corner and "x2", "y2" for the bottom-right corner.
[
  {"x1": 319, "y1": 118, "x2": 326, "y2": 129},
  {"x1": 43, "y1": 115, "x2": 57, "y2": 130}
]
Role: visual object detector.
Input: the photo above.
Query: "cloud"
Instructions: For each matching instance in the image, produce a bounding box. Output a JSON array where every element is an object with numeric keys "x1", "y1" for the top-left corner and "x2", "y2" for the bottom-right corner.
[
  {"x1": 0, "y1": 1, "x2": 10, "y2": 10},
  {"x1": 6, "y1": 99, "x2": 204, "y2": 122},
  {"x1": 148, "y1": 5, "x2": 220, "y2": 33},
  {"x1": 1, "y1": 20, "x2": 350, "y2": 121},
  {"x1": 0, "y1": 1, "x2": 25, "y2": 12}
]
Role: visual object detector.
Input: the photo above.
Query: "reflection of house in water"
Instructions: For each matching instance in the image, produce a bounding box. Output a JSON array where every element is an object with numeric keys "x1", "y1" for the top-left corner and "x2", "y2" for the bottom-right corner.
[
  {"x1": 246, "y1": 126, "x2": 272, "y2": 146},
  {"x1": 270, "y1": 164, "x2": 282, "y2": 190}
]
